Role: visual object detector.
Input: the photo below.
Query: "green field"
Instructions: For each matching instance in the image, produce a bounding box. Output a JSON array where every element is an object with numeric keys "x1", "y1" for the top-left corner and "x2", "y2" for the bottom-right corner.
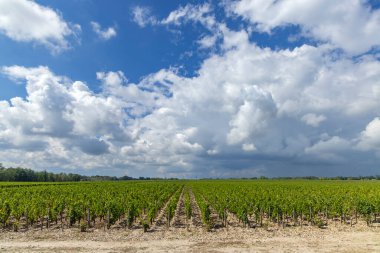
[{"x1": 1, "y1": 180, "x2": 380, "y2": 232}]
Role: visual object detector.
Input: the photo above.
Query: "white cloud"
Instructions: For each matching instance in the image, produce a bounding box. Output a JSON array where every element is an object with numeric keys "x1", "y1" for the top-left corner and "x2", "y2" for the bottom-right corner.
[
  {"x1": 162, "y1": 3, "x2": 214, "y2": 28},
  {"x1": 2, "y1": 15, "x2": 380, "y2": 176},
  {"x1": 132, "y1": 3, "x2": 216, "y2": 29},
  {"x1": 301, "y1": 113, "x2": 326, "y2": 127},
  {"x1": 0, "y1": 0, "x2": 80, "y2": 53},
  {"x1": 132, "y1": 3, "x2": 221, "y2": 49},
  {"x1": 242, "y1": 143, "x2": 256, "y2": 152},
  {"x1": 198, "y1": 34, "x2": 218, "y2": 49},
  {"x1": 304, "y1": 136, "x2": 351, "y2": 162},
  {"x1": 91, "y1": 22, "x2": 117, "y2": 40},
  {"x1": 227, "y1": 88, "x2": 276, "y2": 145},
  {"x1": 95, "y1": 70, "x2": 165, "y2": 118},
  {"x1": 229, "y1": 0, "x2": 380, "y2": 55},
  {"x1": 207, "y1": 148, "x2": 219, "y2": 155},
  {"x1": 0, "y1": 65, "x2": 127, "y2": 157},
  {"x1": 132, "y1": 6, "x2": 158, "y2": 27},
  {"x1": 97, "y1": 71, "x2": 128, "y2": 88},
  {"x1": 305, "y1": 136, "x2": 351, "y2": 154},
  {"x1": 357, "y1": 117, "x2": 380, "y2": 151}
]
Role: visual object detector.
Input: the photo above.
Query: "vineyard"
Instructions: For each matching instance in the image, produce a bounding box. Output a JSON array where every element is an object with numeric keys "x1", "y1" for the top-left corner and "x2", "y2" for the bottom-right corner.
[{"x1": 1, "y1": 180, "x2": 380, "y2": 232}]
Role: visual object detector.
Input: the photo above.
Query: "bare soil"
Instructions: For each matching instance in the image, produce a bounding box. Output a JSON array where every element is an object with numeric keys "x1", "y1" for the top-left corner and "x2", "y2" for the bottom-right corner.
[
  {"x1": 189, "y1": 188, "x2": 203, "y2": 227},
  {"x1": 1, "y1": 222, "x2": 380, "y2": 252},
  {"x1": 152, "y1": 191, "x2": 176, "y2": 230},
  {"x1": 172, "y1": 188, "x2": 187, "y2": 228}
]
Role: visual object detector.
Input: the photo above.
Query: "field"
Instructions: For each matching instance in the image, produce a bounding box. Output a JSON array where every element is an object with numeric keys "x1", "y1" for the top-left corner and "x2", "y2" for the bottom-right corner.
[{"x1": 1, "y1": 180, "x2": 380, "y2": 252}]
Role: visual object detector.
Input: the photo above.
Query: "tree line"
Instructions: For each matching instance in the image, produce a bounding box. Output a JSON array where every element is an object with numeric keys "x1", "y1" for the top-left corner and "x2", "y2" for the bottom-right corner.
[
  {"x1": 0, "y1": 164, "x2": 136, "y2": 182},
  {"x1": 0, "y1": 164, "x2": 180, "y2": 182},
  {"x1": 1, "y1": 163, "x2": 379, "y2": 182}
]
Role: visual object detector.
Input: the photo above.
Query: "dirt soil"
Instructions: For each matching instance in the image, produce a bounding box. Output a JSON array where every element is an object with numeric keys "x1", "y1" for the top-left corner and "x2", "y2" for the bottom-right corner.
[{"x1": 1, "y1": 223, "x2": 380, "y2": 252}]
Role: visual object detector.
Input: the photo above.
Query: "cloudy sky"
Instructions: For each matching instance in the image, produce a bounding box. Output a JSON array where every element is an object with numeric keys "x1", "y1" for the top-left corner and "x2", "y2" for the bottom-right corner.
[{"x1": 1, "y1": 0, "x2": 380, "y2": 178}]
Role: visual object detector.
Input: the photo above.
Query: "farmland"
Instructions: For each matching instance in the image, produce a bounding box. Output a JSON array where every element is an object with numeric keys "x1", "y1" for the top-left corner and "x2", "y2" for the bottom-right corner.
[
  {"x1": 1, "y1": 180, "x2": 380, "y2": 252},
  {"x1": 1, "y1": 180, "x2": 380, "y2": 231}
]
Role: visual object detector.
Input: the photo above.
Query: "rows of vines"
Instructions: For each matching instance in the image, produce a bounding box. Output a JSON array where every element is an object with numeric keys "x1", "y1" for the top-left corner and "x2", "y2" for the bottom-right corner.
[
  {"x1": 190, "y1": 180, "x2": 380, "y2": 229},
  {"x1": 0, "y1": 181, "x2": 182, "y2": 231},
  {"x1": 1, "y1": 180, "x2": 380, "y2": 232}
]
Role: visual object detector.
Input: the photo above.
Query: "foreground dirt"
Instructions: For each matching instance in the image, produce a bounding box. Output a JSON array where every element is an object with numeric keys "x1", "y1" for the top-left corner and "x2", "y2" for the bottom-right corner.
[{"x1": 1, "y1": 224, "x2": 380, "y2": 253}]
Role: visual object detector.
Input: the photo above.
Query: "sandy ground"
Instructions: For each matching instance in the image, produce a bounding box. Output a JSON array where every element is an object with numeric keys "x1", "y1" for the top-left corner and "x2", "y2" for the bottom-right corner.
[
  {"x1": 1, "y1": 190, "x2": 379, "y2": 252},
  {"x1": 1, "y1": 224, "x2": 380, "y2": 252}
]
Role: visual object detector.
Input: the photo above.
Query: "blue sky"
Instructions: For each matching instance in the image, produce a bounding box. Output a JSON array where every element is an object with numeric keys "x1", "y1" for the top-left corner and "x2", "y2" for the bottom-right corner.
[
  {"x1": 0, "y1": 0, "x2": 313, "y2": 99},
  {"x1": 0, "y1": 0, "x2": 208, "y2": 97},
  {"x1": 1, "y1": 0, "x2": 380, "y2": 178}
]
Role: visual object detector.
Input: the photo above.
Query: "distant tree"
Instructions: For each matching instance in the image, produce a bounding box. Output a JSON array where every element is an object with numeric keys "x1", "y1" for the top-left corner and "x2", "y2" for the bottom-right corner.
[{"x1": 15, "y1": 168, "x2": 28, "y2": 181}]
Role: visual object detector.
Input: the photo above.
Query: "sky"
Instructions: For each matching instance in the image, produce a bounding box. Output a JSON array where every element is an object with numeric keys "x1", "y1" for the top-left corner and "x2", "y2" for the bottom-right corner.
[{"x1": 1, "y1": 0, "x2": 380, "y2": 178}]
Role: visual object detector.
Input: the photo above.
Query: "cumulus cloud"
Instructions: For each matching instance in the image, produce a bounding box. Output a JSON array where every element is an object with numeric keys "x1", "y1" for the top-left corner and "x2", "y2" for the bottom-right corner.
[
  {"x1": 0, "y1": 0, "x2": 80, "y2": 53},
  {"x1": 91, "y1": 22, "x2": 117, "y2": 40},
  {"x1": 228, "y1": 0, "x2": 380, "y2": 55},
  {"x1": 126, "y1": 29, "x2": 380, "y2": 176},
  {"x1": 1, "y1": 2, "x2": 380, "y2": 177},
  {"x1": 227, "y1": 88, "x2": 276, "y2": 145},
  {"x1": 305, "y1": 136, "x2": 351, "y2": 161},
  {"x1": 2, "y1": 29, "x2": 380, "y2": 176},
  {"x1": 0, "y1": 66, "x2": 128, "y2": 158},
  {"x1": 357, "y1": 117, "x2": 380, "y2": 152}
]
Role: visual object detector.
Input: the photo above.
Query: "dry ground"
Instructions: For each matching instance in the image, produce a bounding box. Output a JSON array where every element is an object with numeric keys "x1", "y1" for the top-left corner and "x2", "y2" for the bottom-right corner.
[{"x1": 1, "y1": 223, "x2": 380, "y2": 252}]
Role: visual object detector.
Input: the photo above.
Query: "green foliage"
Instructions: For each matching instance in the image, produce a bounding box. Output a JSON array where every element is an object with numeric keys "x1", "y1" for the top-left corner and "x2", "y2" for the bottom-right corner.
[
  {"x1": 166, "y1": 187, "x2": 182, "y2": 226},
  {"x1": 80, "y1": 221, "x2": 87, "y2": 232},
  {"x1": 142, "y1": 220, "x2": 150, "y2": 232},
  {"x1": 126, "y1": 202, "x2": 138, "y2": 228},
  {"x1": 0, "y1": 180, "x2": 380, "y2": 232},
  {"x1": 0, "y1": 167, "x2": 83, "y2": 182},
  {"x1": 189, "y1": 180, "x2": 380, "y2": 228},
  {"x1": 203, "y1": 204, "x2": 211, "y2": 225}
]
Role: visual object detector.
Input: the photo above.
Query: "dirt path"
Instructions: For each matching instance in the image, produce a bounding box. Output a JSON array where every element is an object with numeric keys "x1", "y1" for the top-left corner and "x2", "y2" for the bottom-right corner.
[
  {"x1": 172, "y1": 188, "x2": 187, "y2": 228},
  {"x1": 189, "y1": 188, "x2": 203, "y2": 227},
  {"x1": 1, "y1": 226, "x2": 380, "y2": 252},
  {"x1": 153, "y1": 188, "x2": 181, "y2": 230}
]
